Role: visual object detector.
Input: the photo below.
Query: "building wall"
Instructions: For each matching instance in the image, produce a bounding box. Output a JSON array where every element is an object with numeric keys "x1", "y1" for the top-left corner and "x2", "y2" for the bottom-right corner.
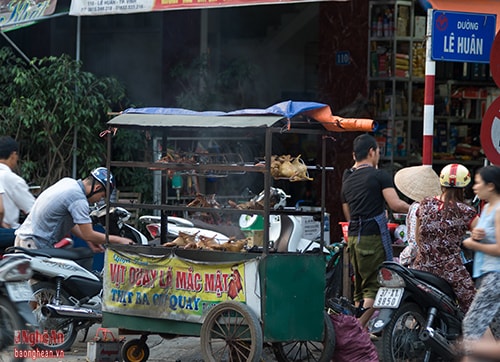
[
  {"x1": 1, "y1": 1, "x2": 370, "y2": 241},
  {"x1": 318, "y1": 0, "x2": 370, "y2": 241}
]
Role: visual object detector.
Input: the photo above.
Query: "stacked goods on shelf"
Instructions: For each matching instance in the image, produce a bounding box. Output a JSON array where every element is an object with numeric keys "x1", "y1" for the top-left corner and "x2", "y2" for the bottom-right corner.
[
  {"x1": 412, "y1": 42, "x2": 425, "y2": 78},
  {"x1": 370, "y1": 44, "x2": 391, "y2": 77},
  {"x1": 395, "y1": 53, "x2": 409, "y2": 78},
  {"x1": 396, "y1": 4, "x2": 409, "y2": 36}
]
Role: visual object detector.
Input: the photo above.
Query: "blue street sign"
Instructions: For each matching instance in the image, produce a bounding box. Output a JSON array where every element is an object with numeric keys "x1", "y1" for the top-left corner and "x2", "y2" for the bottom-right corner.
[
  {"x1": 335, "y1": 51, "x2": 351, "y2": 65},
  {"x1": 432, "y1": 10, "x2": 496, "y2": 63}
]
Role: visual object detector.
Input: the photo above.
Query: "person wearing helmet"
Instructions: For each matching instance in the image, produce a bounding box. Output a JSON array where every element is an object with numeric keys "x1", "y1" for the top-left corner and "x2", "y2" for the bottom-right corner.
[
  {"x1": 412, "y1": 163, "x2": 478, "y2": 313},
  {"x1": 14, "y1": 167, "x2": 132, "y2": 250}
]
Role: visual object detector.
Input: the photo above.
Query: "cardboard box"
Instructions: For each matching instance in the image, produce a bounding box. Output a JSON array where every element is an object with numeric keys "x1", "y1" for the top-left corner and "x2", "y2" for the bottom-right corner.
[
  {"x1": 86, "y1": 340, "x2": 123, "y2": 362},
  {"x1": 296, "y1": 213, "x2": 330, "y2": 245},
  {"x1": 414, "y1": 16, "x2": 426, "y2": 38},
  {"x1": 396, "y1": 17, "x2": 408, "y2": 36}
]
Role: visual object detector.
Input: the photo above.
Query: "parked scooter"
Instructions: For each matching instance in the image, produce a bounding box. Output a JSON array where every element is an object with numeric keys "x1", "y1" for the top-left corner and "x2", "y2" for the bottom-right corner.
[
  {"x1": 5, "y1": 206, "x2": 149, "y2": 352},
  {"x1": 243, "y1": 188, "x2": 329, "y2": 253},
  {"x1": 369, "y1": 261, "x2": 464, "y2": 362},
  {"x1": 139, "y1": 214, "x2": 233, "y2": 244},
  {"x1": 141, "y1": 188, "x2": 328, "y2": 253},
  {"x1": 91, "y1": 205, "x2": 149, "y2": 246},
  {"x1": 0, "y1": 255, "x2": 38, "y2": 362}
]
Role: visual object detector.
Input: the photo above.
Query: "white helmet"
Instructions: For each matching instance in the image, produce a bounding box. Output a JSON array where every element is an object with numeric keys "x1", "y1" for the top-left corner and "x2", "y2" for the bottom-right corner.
[
  {"x1": 254, "y1": 188, "x2": 290, "y2": 210},
  {"x1": 440, "y1": 163, "x2": 471, "y2": 188}
]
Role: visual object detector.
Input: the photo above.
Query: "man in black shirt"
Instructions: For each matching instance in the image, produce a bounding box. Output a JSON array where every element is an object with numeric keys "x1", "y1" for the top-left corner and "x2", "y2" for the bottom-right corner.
[{"x1": 341, "y1": 133, "x2": 409, "y2": 328}]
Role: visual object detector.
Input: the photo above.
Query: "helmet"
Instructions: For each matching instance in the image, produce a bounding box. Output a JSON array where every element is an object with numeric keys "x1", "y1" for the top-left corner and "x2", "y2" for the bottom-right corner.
[
  {"x1": 439, "y1": 164, "x2": 471, "y2": 188},
  {"x1": 254, "y1": 188, "x2": 290, "y2": 210},
  {"x1": 271, "y1": 188, "x2": 290, "y2": 209},
  {"x1": 91, "y1": 167, "x2": 115, "y2": 194}
]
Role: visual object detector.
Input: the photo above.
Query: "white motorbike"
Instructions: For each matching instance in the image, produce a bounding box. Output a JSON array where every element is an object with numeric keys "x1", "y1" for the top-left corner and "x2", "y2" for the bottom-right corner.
[
  {"x1": 5, "y1": 206, "x2": 148, "y2": 352},
  {"x1": 139, "y1": 215, "x2": 233, "y2": 244},
  {"x1": 141, "y1": 188, "x2": 329, "y2": 253},
  {"x1": 0, "y1": 255, "x2": 38, "y2": 362}
]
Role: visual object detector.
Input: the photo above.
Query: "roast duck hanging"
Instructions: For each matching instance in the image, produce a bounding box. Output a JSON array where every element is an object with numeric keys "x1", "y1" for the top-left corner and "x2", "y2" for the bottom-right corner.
[{"x1": 270, "y1": 154, "x2": 313, "y2": 182}]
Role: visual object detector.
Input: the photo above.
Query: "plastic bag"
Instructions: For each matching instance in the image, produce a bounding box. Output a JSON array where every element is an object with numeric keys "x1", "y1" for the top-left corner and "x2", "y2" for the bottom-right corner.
[{"x1": 329, "y1": 313, "x2": 379, "y2": 362}]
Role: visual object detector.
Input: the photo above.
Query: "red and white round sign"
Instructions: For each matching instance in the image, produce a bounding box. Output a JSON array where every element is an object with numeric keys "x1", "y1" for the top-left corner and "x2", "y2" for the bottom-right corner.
[
  {"x1": 481, "y1": 96, "x2": 500, "y2": 165},
  {"x1": 490, "y1": 32, "x2": 500, "y2": 88}
]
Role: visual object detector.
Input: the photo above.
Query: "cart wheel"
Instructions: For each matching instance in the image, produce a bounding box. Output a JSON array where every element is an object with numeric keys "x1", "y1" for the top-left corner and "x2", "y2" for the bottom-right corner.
[
  {"x1": 271, "y1": 311, "x2": 335, "y2": 362},
  {"x1": 121, "y1": 338, "x2": 150, "y2": 362},
  {"x1": 200, "y1": 301, "x2": 263, "y2": 362}
]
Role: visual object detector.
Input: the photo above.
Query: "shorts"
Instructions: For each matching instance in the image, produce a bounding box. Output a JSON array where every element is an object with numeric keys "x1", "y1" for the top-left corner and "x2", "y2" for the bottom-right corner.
[{"x1": 347, "y1": 234, "x2": 385, "y2": 302}]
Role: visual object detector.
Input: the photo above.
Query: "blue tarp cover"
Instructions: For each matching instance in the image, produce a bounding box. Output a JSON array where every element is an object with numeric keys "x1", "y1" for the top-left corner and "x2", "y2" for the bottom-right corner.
[{"x1": 122, "y1": 100, "x2": 328, "y2": 119}]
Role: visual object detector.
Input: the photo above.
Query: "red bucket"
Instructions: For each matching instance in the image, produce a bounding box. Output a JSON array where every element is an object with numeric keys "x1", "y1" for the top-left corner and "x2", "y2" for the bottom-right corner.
[
  {"x1": 339, "y1": 222, "x2": 398, "y2": 241},
  {"x1": 387, "y1": 223, "x2": 399, "y2": 234}
]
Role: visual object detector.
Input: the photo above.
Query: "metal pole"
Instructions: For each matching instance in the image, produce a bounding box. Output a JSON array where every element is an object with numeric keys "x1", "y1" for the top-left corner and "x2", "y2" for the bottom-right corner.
[
  {"x1": 423, "y1": 9, "x2": 435, "y2": 166},
  {"x1": 72, "y1": 16, "x2": 81, "y2": 178}
]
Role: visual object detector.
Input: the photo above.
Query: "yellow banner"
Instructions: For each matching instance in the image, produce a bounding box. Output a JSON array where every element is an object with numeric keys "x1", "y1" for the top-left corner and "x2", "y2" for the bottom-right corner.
[{"x1": 103, "y1": 249, "x2": 260, "y2": 322}]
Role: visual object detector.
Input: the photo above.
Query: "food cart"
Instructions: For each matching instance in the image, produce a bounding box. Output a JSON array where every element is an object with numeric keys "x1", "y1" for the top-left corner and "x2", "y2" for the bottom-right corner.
[{"x1": 101, "y1": 101, "x2": 376, "y2": 362}]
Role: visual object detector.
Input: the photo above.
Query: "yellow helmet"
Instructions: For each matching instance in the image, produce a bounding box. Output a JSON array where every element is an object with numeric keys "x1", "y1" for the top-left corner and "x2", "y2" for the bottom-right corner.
[{"x1": 439, "y1": 164, "x2": 471, "y2": 188}]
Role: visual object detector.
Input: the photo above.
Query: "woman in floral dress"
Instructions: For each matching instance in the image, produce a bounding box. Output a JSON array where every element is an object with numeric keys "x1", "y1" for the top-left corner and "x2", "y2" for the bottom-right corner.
[{"x1": 413, "y1": 164, "x2": 478, "y2": 313}]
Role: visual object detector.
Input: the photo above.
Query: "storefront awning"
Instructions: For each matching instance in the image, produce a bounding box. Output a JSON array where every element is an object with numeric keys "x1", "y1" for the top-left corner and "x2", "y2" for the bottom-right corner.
[
  {"x1": 428, "y1": 0, "x2": 500, "y2": 33},
  {"x1": 69, "y1": 0, "x2": 349, "y2": 16}
]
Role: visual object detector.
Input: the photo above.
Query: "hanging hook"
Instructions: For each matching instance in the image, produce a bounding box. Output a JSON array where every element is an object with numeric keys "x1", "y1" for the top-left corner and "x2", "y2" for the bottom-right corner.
[{"x1": 99, "y1": 128, "x2": 118, "y2": 138}]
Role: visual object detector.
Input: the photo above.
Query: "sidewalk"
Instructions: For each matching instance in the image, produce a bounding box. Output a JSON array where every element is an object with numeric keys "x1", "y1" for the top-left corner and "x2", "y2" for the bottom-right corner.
[
  {"x1": 31, "y1": 325, "x2": 280, "y2": 362},
  {"x1": 21, "y1": 324, "x2": 381, "y2": 361}
]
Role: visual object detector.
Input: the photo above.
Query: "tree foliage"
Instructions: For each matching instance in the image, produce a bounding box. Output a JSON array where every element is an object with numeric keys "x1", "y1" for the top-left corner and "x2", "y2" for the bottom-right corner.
[{"x1": 0, "y1": 46, "x2": 143, "y2": 190}]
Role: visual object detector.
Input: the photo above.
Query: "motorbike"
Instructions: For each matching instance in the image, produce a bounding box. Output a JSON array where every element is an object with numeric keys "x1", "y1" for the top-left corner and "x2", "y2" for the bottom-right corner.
[
  {"x1": 0, "y1": 254, "x2": 38, "y2": 362},
  {"x1": 4, "y1": 206, "x2": 149, "y2": 352},
  {"x1": 139, "y1": 214, "x2": 233, "y2": 244},
  {"x1": 141, "y1": 188, "x2": 329, "y2": 253},
  {"x1": 369, "y1": 260, "x2": 464, "y2": 362},
  {"x1": 91, "y1": 205, "x2": 150, "y2": 246}
]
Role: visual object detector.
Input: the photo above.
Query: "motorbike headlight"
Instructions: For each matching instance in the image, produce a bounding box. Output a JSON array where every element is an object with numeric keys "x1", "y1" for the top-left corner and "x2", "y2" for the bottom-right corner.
[{"x1": 377, "y1": 267, "x2": 406, "y2": 287}]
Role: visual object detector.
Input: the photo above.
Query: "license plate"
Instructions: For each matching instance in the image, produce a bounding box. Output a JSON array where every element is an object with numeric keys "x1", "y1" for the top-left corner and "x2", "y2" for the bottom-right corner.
[
  {"x1": 6, "y1": 281, "x2": 33, "y2": 302},
  {"x1": 373, "y1": 287, "x2": 404, "y2": 308}
]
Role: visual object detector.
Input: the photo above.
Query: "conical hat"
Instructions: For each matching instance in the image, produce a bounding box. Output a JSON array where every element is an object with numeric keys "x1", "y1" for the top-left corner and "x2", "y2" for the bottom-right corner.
[{"x1": 394, "y1": 165, "x2": 442, "y2": 202}]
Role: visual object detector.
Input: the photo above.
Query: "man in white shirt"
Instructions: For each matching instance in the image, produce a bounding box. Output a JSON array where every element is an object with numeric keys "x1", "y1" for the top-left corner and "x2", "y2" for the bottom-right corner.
[
  {"x1": 0, "y1": 136, "x2": 35, "y2": 247},
  {"x1": 0, "y1": 180, "x2": 5, "y2": 228}
]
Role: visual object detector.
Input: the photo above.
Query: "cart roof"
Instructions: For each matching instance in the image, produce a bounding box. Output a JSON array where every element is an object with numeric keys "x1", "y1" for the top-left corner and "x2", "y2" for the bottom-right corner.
[
  {"x1": 108, "y1": 113, "x2": 285, "y2": 129},
  {"x1": 107, "y1": 100, "x2": 377, "y2": 133},
  {"x1": 107, "y1": 101, "x2": 327, "y2": 129}
]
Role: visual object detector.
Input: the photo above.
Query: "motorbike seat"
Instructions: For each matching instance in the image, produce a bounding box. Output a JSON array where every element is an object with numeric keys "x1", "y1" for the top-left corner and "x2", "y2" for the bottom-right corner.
[
  {"x1": 382, "y1": 261, "x2": 457, "y2": 300},
  {"x1": 410, "y1": 268, "x2": 456, "y2": 298},
  {"x1": 12, "y1": 247, "x2": 94, "y2": 271}
]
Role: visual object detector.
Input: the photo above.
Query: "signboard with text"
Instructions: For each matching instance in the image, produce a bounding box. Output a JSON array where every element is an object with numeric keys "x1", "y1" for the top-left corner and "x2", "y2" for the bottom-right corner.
[
  {"x1": 69, "y1": 0, "x2": 329, "y2": 16},
  {"x1": 102, "y1": 248, "x2": 261, "y2": 322},
  {"x1": 335, "y1": 51, "x2": 351, "y2": 66},
  {"x1": 0, "y1": 0, "x2": 58, "y2": 31},
  {"x1": 431, "y1": 10, "x2": 496, "y2": 63}
]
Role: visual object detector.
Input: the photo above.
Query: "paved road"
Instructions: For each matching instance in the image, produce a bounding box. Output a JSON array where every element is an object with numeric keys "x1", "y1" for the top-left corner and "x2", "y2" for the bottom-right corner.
[
  {"x1": 21, "y1": 324, "x2": 381, "y2": 361},
  {"x1": 32, "y1": 325, "x2": 281, "y2": 362}
]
